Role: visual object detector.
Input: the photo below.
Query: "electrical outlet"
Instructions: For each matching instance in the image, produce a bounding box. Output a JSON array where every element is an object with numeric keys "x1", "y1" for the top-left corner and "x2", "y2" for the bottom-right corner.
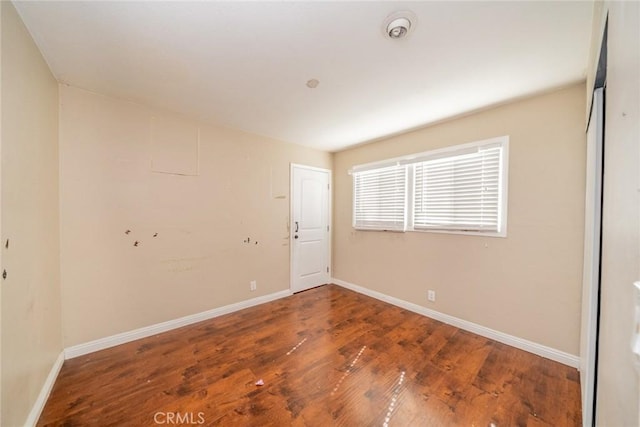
[
  {"x1": 427, "y1": 290, "x2": 436, "y2": 302},
  {"x1": 250, "y1": 280, "x2": 257, "y2": 292}
]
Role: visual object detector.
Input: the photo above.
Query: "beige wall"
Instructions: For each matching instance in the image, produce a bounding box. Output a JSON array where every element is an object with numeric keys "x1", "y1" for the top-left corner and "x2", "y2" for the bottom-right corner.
[
  {"x1": 591, "y1": 2, "x2": 640, "y2": 426},
  {"x1": 59, "y1": 85, "x2": 331, "y2": 347},
  {"x1": 1, "y1": 2, "x2": 62, "y2": 426},
  {"x1": 333, "y1": 84, "x2": 586, "y2": 355},
  {"x1": 1, "y1": 3, "x2": 4, "y2": 421}
]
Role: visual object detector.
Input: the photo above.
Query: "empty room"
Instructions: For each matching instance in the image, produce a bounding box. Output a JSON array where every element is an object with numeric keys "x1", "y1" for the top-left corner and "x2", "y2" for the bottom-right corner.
[{"x1": 1, "y1": 1, "x2": 639, "y2": 426}]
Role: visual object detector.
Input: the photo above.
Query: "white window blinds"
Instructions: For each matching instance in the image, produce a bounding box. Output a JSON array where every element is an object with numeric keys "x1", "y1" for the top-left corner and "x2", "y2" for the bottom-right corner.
[
  {"x1": 413, "y1": 145, "x2": 502, "y2": 231},
  {"x1": 353, "y1": 165, "x2": 407, "y2": 231},
  {"x1": 350, "y1": 136, "x2": 508, "y2": 236}
]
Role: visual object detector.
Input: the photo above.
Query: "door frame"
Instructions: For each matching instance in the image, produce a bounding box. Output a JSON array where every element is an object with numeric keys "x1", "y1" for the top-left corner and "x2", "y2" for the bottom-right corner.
[
  {"x1": 289, "y1": 163, "x2": 332, "y2": 293},
  {"x1": 580, "y1": 19, "x2": 607, "y2": 427},
  {"x1": 580, "y1": 86, "x2": 604, "y2": 427}
]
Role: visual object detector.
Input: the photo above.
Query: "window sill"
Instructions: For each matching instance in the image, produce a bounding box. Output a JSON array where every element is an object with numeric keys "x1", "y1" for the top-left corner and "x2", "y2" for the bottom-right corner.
[{"x1": 353, "y1": 227, "x2": 507, "y2": 238}]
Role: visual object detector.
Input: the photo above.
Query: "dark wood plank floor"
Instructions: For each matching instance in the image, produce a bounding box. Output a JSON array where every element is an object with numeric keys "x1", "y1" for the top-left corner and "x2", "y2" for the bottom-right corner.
[{"x1": 38, "y1": 284, "x2": 581, "y2": 426}]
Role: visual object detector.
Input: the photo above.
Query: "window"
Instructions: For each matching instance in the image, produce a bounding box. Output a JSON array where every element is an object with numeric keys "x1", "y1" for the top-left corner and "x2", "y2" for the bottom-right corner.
[
  {"x1": 353, "y1": 164, "x2": 407, "y2": 231},
  {"x1": 351, "y1": 136, "x2": 508, "y2": 237},
  {"x1": 413, "y1": 144, "x2": 502, "y2": 232}
]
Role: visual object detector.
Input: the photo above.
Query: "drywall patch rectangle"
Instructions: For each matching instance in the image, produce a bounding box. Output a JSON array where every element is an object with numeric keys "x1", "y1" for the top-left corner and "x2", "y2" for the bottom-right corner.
[
  {"x1": 150, "y1": 116, "x2": 199, "y2": 176},
  {"x1": 270, "y1": 165, "x2": 288, "y2": 199}
]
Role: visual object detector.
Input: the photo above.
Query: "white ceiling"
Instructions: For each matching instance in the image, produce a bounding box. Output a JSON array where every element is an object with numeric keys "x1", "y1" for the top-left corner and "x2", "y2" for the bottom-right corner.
[{"x1": 14, "y1": 1, "x2": 593, "y2": 152}]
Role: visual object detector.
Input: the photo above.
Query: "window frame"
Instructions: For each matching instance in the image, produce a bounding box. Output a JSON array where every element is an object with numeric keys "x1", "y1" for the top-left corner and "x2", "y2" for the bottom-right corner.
[{"x1": 350, "y1": 136, "x2": 509, "y2": 237}]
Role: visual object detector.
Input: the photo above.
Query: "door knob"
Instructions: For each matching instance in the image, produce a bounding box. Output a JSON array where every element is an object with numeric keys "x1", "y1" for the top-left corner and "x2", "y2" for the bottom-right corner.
[{"x1": 294, "y1": 235, "x2": 299, "y2": 239}]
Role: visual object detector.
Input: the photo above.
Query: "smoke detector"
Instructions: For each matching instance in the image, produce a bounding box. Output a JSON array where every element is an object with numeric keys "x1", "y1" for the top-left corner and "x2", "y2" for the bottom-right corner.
[{"x1": 383, "y1": 11, "x2": 416, "y2": 40}]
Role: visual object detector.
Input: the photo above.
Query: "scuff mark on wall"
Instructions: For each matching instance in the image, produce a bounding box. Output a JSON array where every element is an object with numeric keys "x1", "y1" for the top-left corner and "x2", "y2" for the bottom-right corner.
[{"x1": 160, "y1": 256, "x2": 209, "y2": 273}]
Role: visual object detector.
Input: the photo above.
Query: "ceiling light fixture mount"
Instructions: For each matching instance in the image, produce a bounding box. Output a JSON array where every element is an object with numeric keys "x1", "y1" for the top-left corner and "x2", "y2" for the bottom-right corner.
[
  {"x1": 382, "y1": 11, "x2": 416, "y2": 40},
  {"x1": 306, "y1": 79, "x2": 319, "y2": 89}
]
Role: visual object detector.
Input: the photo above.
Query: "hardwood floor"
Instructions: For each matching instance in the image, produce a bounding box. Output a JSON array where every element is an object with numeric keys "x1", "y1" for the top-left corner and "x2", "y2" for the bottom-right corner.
[{"x1": 38, "y1": 285, "x2": 581, "y2": 426}]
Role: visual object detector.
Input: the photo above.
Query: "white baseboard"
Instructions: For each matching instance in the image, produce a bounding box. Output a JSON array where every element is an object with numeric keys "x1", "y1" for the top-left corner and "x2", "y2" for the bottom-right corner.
[
  {"x1": 331, "y1": 278, "x2": 579, "y2": 368},
  {"x1": 25, "y1": 351, "x2": 65, "y2": 427},
  {"x1": 65, "y1": 289, "x2": 292, "y2": 359}
]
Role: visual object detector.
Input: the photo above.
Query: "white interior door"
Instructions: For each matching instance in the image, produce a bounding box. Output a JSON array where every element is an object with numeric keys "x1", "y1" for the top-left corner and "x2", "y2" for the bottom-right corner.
[
  {"x1": 580, "y1": 87, "x2": 604, "y2": 427},
  {"x1": 291, "y1": 164, "x2": 330, "y2": 293}
]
